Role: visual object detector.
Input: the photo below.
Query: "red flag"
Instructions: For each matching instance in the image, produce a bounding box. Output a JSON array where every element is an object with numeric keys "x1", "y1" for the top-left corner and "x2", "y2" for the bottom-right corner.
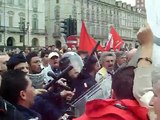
[
  {"x1": 105, "y1": 37, "x2": 113, "y2": 51},
  {"x1": 105, "y1": 26, "x2": 124, "y2": 51},
  {"x1": 79, "y1": 21, "x2": 104, "y2": 53},
  {"x1": 90, "y1": 37, "x2": 104, "y2": 52}
]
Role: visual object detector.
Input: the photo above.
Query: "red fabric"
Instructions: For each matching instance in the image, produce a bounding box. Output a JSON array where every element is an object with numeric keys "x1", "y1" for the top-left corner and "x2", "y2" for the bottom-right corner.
[
  {"x1": 78, "y1": 21, "x2": 104, "y2": 54},
  {"x1": 105, "y1": 26, "x2": 124, "y2": 51},
  {"x1": 73, "y1": 99, "x2": 148, "y2": 120},
  {"x1": 105, "y1": 37, "x2": 112, "y2": 51},
  {"x1": 90, "y1": 37, "x2": 104, "y2": 52}
]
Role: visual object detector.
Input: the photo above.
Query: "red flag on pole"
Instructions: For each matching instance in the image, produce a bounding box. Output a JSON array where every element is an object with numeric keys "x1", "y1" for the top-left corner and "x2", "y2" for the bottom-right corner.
[
  {"x1": 105, "y1": 37, "x2": 113, "y2": 51},
  {"x1": 90, "y1": 37, "x2": 104, "y2": 52},
  {"x1": 78, "y1": 21, "x2": 104, "y2": 53},
  {"x1": 105, "y1": 26, "x2": 124, "y2": 51}
]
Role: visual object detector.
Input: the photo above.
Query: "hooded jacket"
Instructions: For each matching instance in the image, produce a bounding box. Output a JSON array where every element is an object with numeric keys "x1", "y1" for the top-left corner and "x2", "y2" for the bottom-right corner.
[{"x1": 74, "y1": 99, "x2": 148, "y2": 120}]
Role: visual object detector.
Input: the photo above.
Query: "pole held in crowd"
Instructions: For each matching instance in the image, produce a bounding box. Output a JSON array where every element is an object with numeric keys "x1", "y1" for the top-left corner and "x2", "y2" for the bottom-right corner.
[{"x1": 44, "y1": 65, "x2": 73, "y2": 90}]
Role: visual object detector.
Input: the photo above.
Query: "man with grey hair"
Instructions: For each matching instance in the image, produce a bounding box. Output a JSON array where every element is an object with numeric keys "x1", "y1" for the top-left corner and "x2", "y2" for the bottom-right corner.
[
  {"x1": 114, "y1": 51, "x2": 127, "y2": 71},
  {"x1": 95, "y1": 52, "x2": 116, "y2": 98},
  {"x1": 95, "y1": 52, "x2": 116, "y2": 83}
]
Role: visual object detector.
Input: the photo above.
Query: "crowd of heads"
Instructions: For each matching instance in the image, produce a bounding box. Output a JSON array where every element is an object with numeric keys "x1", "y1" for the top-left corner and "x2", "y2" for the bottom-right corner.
[{"x1": 1, "y1": 36, "x2": 160, "y2": 119}]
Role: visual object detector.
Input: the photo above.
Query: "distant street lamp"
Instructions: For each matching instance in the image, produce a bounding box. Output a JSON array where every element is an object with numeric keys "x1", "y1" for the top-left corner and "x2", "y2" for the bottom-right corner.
[{"x1": 19, "y1": 18, "x2": 29, "y2": 50}]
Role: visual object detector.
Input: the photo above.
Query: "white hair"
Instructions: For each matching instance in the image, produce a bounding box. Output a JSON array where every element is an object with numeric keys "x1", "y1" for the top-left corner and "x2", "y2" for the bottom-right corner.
[{"x1": 99, "y1": 52, "x2": 116, "y2": 64}]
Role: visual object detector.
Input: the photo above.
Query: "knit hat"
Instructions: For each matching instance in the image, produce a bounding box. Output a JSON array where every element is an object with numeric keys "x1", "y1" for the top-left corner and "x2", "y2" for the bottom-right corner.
[{"x1": 7, "y1": 53, "x2": 27, "y2": 70}]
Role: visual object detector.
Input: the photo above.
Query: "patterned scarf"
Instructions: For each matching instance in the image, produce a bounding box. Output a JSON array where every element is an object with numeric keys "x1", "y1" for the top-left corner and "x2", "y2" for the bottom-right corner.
[{"x1": 28, "y1": 71, "x2": 45, "y2": 89}]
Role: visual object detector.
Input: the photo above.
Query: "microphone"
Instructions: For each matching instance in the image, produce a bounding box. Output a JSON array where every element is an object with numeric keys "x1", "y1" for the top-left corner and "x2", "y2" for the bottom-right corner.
[{"x1": 47, "y1": 72, "x2": 57, "y2": 80}]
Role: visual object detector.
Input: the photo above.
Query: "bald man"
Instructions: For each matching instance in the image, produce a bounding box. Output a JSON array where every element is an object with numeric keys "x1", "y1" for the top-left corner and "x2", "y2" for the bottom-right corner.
[
  {"x1": 0, "y1": 53, "x2": 10, "y2": 75},
  {"x1": 0, "y1": 53, "x2": 10, "y2": 86}
]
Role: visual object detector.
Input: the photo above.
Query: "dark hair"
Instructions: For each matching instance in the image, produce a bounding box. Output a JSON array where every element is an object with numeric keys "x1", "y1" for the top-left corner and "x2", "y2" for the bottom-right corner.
[
  {"x1": 40, "y1": 50, "x2": 50, "y2": 58},
  {"x1": 112, "y1": 66, "x2": 135, "y2": 100},
  {"x1": 0, "y1": 70, "x2": 28, "y2": 105},
  {"x1": 83, "y1": 55, "x2": 97, "y2": 73},
  {"x1": 26, "y1": 51, "x2": 38, "y2": 65}
]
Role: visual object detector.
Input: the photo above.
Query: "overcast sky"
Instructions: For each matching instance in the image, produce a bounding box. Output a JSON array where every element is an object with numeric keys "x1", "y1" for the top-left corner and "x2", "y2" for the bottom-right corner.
[{"x1": 116, "y1": 0, "x2": 136, "y2": 6}]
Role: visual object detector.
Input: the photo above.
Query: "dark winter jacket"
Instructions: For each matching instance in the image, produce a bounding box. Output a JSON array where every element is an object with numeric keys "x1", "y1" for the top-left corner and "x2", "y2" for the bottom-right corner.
[
  {"x1": 0, "y1": 97, "x2": 24, "y2": 120},
  {"x1": 32, "y1": 91, "x2": 67, "y2": 120},
  {"x1": 16, "y1": 105, "x2": 41, "y2": 120},
  {"x1": 72, "y1": 72, "x2": 97, "y2": 100}
]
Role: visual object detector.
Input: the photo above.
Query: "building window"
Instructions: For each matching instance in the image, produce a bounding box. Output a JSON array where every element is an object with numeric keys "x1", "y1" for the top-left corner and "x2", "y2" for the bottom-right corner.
[
  {"x1": 19, "y1": 17, "x2": 25, "y2": 30},
  {"x1": 87, "y1": 0, "x2": 89, "y2": 7},
  {"x1": 54, "y1": 6, "x2": 60, "y2": 20},
  {"x1": 0, "y1": 15, "x2": 1, "y2": 26},
  {"x1": 0, "y1": 0, "x2": 2, "y2": 6},
  {"x1": 81, "y1": 7, "x2": 84, "y2": 20},
  {"x1": 9, "y1": 16, "x2": 13, "y2": 27},
  {"x1": 7, "y1": 0, "x2": 14, "y2": 5},
  {"x1": 0, "y1": 34, "x2": 2, "y2": 42},
  {"x1": 32, "y1": 15, "x2": 38, "y2": 30},
  {"x1": 81, "y1": 0, "x2": 83, "y2": 5},
  {"x1": 20, "y1": 17, "x2": 24, "y2": 23},
  {"x1": 32, "y1": 0, "x2": 38, "y2": 12},
  {"x1": 20, "y1": 35, "x2": 24, "y2": 43},
  {"x1": 19, "y1": 0, "x2": 25, "y2": 7},
  {"x1": 72, "y1": 5, "x2": 77, "y2": 19}
]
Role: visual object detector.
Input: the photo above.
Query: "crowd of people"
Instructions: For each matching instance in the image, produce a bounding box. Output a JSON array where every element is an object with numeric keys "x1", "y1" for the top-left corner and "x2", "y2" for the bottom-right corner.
[{"x1": 0, "y1": 25, "x2": 160, "y2": 120}]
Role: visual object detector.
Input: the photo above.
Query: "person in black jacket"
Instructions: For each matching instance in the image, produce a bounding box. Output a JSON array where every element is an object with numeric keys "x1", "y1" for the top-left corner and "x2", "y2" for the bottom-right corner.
[
  {"x1": 0, "y1": 96, "x2": 24, "y2": 120},
  {"x1": 32, "y1": 52, "x2": 82, "y2": 120},
  {"x1": 0, "y1": 70, "x2": 41, "y2": 120},
  {"x1": 32, "y1": 88, "x2": 74, "y2": 120},
  {"x1": 0, "y1": 54, "x2": 24, "y2": 120},
  {"x1": 73, "y1": 55, "x2": 99, "y2": 99}
]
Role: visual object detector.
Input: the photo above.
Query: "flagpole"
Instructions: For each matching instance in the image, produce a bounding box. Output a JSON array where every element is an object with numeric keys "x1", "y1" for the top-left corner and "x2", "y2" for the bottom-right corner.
[{"x1": 94, "y1": 52, "x2": 101, "y2": 68}]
